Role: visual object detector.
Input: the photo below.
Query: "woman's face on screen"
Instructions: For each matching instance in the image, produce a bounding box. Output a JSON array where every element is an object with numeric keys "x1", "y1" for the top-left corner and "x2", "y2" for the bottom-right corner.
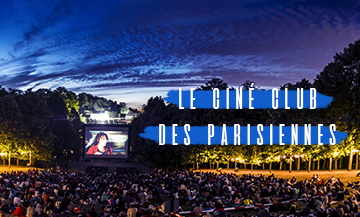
[{"x1": 98, "y1": 135, "x2": 108, "y2": 148}]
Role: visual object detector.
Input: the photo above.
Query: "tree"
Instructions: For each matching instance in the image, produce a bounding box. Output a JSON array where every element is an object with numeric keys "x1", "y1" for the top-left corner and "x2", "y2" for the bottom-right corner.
[
  {"x1": 198, "y1": 78, "x2": 229, "y2": 90},
  {"x1": 280, "y1": 78, "x2": 313, "y2": 90},
  {"x1": 242, "y1": 146, "x2": 262, "y2": 172},
  {"x1": 0, "y1": 94, "x2": 23, "y2": 168},
  {"x1": 240, "y1": 80, "x2": 261, "y2": 90},
  {"x1": 314, "y1": 40, "x2": 360, "y2": 97},
  {"x1": 54, "y1": 87, "x2": 80, "y2": 116},
  {"x1": 18, "y1": 90, "x2": 54, "y2": 163},
  {"x1": 314, "y1": 40, "x2": 360, "y2": 170}
]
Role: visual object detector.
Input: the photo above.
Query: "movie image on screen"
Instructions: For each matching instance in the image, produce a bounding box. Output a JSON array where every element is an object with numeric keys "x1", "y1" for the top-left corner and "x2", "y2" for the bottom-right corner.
[{"x1": 84, "y1": 125, "x2": 129, "y2": 158}]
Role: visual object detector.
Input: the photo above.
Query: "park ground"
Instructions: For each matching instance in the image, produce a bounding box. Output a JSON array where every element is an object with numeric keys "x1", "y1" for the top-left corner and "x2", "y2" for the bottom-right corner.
[
  {"x1": 196, "y1": 169, "x2": 360, "y2": 183},
  {"x1": 0, "y1": 165, "x2": 38, "y2": 173},
  {"x1": 2, "y1": 164, "x2": 360, "y2": 183}
]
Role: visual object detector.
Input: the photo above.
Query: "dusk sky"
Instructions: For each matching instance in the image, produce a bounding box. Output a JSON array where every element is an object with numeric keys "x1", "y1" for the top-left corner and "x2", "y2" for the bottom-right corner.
[{"x1": 0, "y1": 0, "x2": 359, "y2": 108}]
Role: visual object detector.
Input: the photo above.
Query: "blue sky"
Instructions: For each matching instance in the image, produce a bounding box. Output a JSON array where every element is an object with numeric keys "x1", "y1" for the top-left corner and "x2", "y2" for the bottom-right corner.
[{"x1": 0, "y1": 0, "x2": 359, "y2": 108}]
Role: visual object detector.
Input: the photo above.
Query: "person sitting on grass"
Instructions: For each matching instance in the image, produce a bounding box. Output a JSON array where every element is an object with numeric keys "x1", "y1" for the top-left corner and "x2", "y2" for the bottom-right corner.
[
  {"x1": 193, "y1": 201, "x2": 203, "y2": 216},
  {"x1": 328, "y1": 176, "x2": 337, "y2": 184},
  {"x1": 35, "y1": 203, "x2": 43, "y2": 216},
  {"x1": 343, "y1": 200, "x2": 350, "y2": 214},
  {"x1": 288, "y1": 203, "x2": 297, "y2": 215},
  {"x1": 253, "y1": 191, "x2": 261, "y2": 203},
  {"x1": 126, "y1": 204, "x2": 137, "y2": 217},
  {"x1": 26, "y1": 204, "x2": 35, "y2": 217},
  {"x1": 13, "y1": 203, "x2": 25, "y2": 217},
  {"x1": 314, "y1": 198, "x2": 323, "y2": 210},
  {"x1": 233, "y1": 193, "x2": 242, "y2": 205}
]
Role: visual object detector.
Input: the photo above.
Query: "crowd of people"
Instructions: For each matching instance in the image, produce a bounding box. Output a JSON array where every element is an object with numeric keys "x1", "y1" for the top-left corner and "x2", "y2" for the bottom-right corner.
[{"x1": 0, "y1": 167, "x2": 359, "y2": 217}]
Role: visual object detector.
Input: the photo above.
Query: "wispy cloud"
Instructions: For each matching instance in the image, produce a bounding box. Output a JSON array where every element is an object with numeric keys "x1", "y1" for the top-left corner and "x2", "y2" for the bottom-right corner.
[
  {"x1": 13, "y1": 0, "x2": 73, "y2": 51},
  {"x1": 0, "y1": 0, "x2": 359, "y2": 107}
]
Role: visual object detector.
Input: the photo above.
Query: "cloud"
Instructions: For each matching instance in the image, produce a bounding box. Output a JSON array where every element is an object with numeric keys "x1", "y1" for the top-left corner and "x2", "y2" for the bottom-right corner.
[
  {"x1": 13, "y1": 0, "x2": 73, "y2": 51},
  {"x1": 0, "y1": 0, "x2": 360, "y2": 107}
]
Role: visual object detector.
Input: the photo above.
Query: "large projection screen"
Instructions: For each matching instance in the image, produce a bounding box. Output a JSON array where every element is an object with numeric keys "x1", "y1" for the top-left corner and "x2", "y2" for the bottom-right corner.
[{"x1": 83, "y1": 124, "x2": 130, "y2": 158}]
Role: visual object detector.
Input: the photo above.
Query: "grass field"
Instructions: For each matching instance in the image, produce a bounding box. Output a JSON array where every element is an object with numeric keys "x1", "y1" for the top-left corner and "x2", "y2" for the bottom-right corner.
[
  {"x1": 196, "y1": 168, "x2": 360, "y2": 183},
  {"x1": 1, "y1": 165, "x2": 360, "y2": 183},
  {"x1": 0, "y1": 165, "x2": 39, "y2": 173}
]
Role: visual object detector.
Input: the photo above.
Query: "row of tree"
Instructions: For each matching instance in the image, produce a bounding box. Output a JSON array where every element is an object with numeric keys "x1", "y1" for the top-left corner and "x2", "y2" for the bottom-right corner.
[
  {"x1": 185, "y1": 145, "x2": 359, "y2": 172},
  {"x1": 131, "y1": 39, "x2": 360, "y2": 171},
  {"x1": 0, "y1": 87, "x2": 82, "y2": 167}
]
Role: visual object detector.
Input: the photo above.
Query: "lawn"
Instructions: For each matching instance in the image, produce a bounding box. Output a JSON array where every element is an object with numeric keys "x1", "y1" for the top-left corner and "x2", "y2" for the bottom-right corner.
[
  {"x1": 1, "y1": 165, "x2": 360, "y2": 184},
  {"x1": 196, "y1": 168, "x2": 360, "y2": 183},
  {"x1": 0, "y1": 165, "x2": 39, "y2": 173}
]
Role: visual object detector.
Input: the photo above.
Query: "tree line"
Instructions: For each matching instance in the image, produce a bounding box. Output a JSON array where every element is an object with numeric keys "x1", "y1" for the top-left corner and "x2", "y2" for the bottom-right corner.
[{"x1": 0, "y1": 87, "x2": 81, "y2": 167}]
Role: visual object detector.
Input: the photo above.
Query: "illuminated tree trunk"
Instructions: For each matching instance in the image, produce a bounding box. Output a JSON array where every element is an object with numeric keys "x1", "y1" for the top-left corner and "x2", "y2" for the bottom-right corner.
[
  {"x1": 279, "y1": 161, "x2": 282, "y2": 171},
  {"x1": 3, "y1": 157, "x2": 5, "y2": 165},
  {"x1": 269, "y1": 162, "x2": 272, "y2": 173},
  {"x1": 289, "y1": 160, "x2": 292, "y2": 173},
  {"x1": 8, "y1": 151, "x2": 11, "y2": 169},
  {"x1": 335, "y1": 159, "x2": 337, "y2": 170},
  {"x1": 348, "y1": 150, "x2": 353, "y2": 171},
  {"x1": 227, "y1": 159, "x2": 229, "y2": 169},
  {"x1": 356, "y1": 152, "x2": 359, "y2": 170},
  {"x1": 235, "y1": 161, "x2": 237, "y2": 169},
  {"x1": 17, "y1": 158, "x2": 19, "y2": 166},
  {"x1": 196, "y1": 162, "x2": 199, "y2": 170},
  {"x1": 312, "y1": 160, "x2": 315, "y2": 170},
  {"x1": 262, "y1": 163, "x2": 265, "y2": 170},
  {"x1": 297, "y1": 158, "x2": 300, "y2": 170},
  {"x1": 317, "y1": 160, "x2": 320, "y2": 170},
  {"x1": 329, "y1": 157, "x2": 332, "y2": 171},
  {"x1": 217, "y1": 162, "x2": 219, "y2": 169},
  {"x1": 339, "y1": 157, "x2": 343, "y2": 169},
  {"x1": 251, "y1": 164, "x2": 253, "y2": 173},
  {"x1": 308, "y1": 157, "x2": 311, "y2": 173}
]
